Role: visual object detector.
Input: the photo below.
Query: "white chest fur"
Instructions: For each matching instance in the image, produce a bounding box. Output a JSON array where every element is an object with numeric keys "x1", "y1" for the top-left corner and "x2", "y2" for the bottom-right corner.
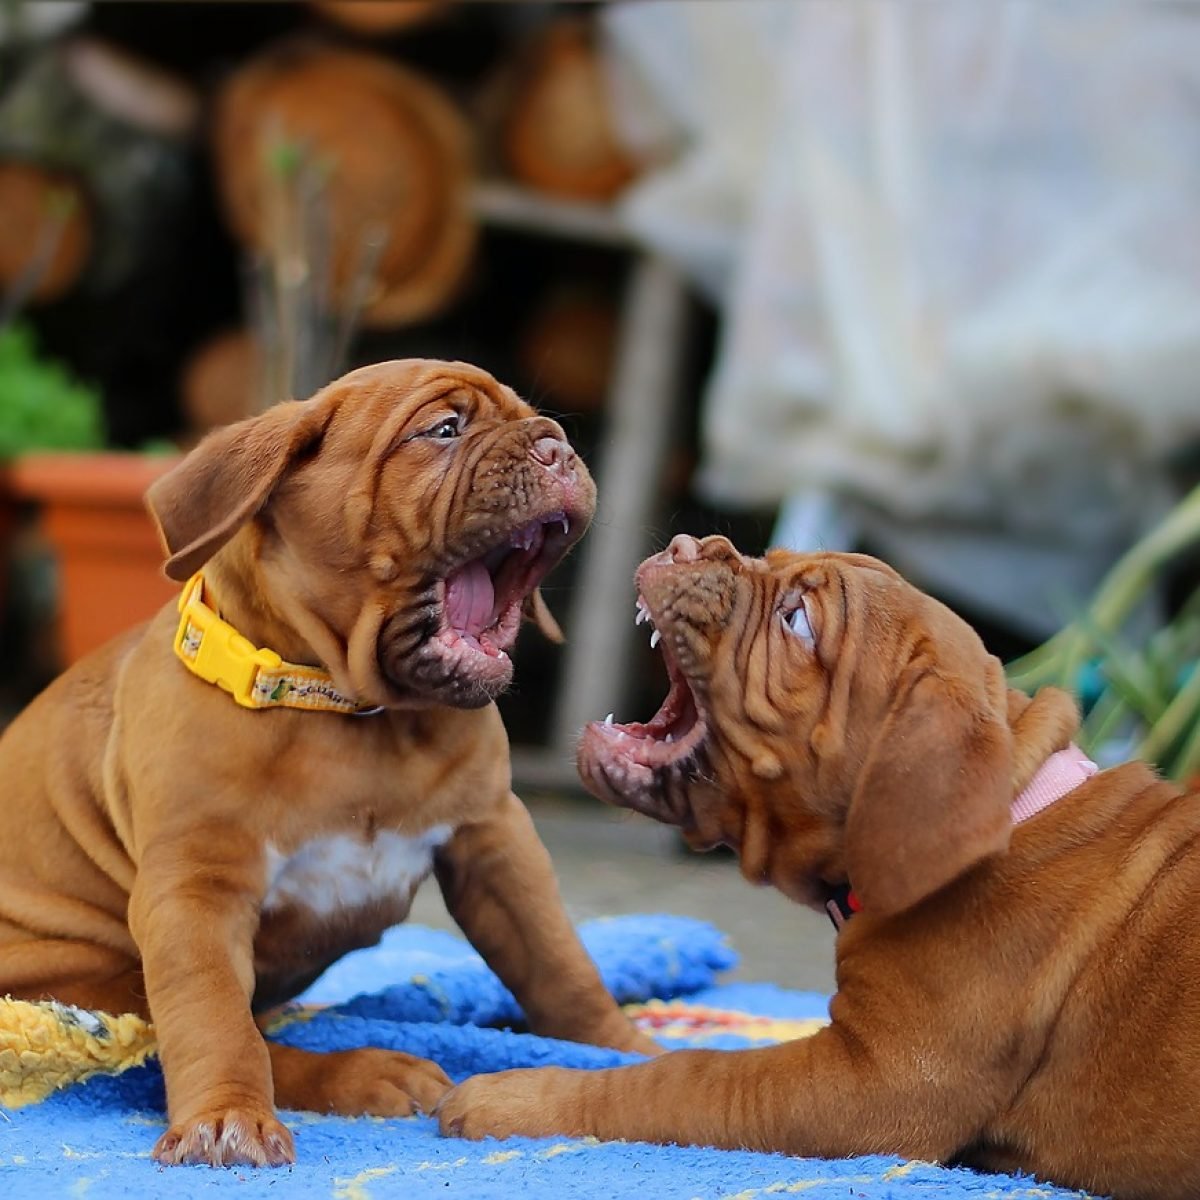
[{"x1": 262, "y1": 825, "x2": 453, "y2": 917}]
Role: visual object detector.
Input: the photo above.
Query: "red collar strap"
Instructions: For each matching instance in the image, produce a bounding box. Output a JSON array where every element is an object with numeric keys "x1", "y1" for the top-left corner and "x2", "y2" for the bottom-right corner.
[{"x1": 826, "y1": 743, "x2": 1098, "y2": 932}]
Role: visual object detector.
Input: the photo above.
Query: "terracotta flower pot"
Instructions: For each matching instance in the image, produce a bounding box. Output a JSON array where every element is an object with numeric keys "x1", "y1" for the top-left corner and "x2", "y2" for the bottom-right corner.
[{"x1": 8, "y1": 452, "x2": 180, "y2": 666}]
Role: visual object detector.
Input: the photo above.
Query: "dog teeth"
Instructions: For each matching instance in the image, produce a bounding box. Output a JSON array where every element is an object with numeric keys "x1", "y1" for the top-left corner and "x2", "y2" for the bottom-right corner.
[
  {"x1": 650, "y1": 629, "x2": 661, "y2": 650},
  {"x1": 560, "y1": 517, "x2": 569, "y2": 535},
  {"x1": 665, "y1": 733, "x2": 674, "y2": 744},
  {"x1": 604, "y1": 713, "x2": 614, "y2": 727}
]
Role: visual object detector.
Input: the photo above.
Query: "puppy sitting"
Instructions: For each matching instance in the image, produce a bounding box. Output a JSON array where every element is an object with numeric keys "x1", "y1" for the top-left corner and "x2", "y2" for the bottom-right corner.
[
  {"x1": 439, "y1": 533, "x2": 1200, "y2": 1200},
  {"x1": 0, "y1": 360, "x2": 654, "y2": 1167}
]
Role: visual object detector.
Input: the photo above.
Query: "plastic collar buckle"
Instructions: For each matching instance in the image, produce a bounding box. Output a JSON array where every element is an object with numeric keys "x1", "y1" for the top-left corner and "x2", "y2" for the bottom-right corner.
[{"x1": 174, "y1": 574, "x2": 283, "y2": 708}]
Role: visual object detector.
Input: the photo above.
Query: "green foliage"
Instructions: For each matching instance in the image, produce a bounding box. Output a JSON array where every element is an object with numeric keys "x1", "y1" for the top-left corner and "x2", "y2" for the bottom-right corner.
[
  {"x1": 1008, "y1": 485, "x2": 1200, "y2": 782},
  {"x1": 0, "y1": 322, "x2": 105, "y2": 458}
]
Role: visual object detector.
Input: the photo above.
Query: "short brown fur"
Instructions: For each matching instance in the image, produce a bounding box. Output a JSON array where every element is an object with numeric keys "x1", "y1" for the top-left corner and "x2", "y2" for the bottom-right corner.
[
  {"x1": 440, "y1": 534, "x2": 1198, "y2": 1200},
  {"x1": 0, "y1": 359, "x2": 653, "y2": 1167}
]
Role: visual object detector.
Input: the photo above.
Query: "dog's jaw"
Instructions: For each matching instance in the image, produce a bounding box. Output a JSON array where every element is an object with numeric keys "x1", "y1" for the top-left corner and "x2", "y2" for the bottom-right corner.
[
  {"x1": 577, "y1": 558, "x2": 725, "y2": 827},
  {"x1": 376, "y1": 503, "x2": 589, "y2": 709},
  {"x1": 438, "y1": 510, "x2": 573, "y2": 660}
]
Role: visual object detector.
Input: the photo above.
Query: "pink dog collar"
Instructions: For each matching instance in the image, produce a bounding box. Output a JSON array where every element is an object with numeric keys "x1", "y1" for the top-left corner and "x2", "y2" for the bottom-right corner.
[
  {"x1": 827, "y1": 743, "x2": 1098, "y2": 930},
  {"x1": 1010, "y1": 743, "x2": 1098, "y2": 825}
]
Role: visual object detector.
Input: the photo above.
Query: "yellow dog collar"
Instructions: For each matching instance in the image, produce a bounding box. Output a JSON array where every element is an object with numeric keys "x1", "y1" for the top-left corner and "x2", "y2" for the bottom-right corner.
[{"x1": 173, "y1": 573, "x2": 383, "y2": 715}]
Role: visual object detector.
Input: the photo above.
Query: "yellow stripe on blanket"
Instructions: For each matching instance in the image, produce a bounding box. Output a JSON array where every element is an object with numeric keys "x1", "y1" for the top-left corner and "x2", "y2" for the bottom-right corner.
[
  {"x1": 0, "y1": 997, "x2": 156, "y2": 1108},
  {"x1": 626, "y1": 1000, "x2": 828, "y2": 1045}
]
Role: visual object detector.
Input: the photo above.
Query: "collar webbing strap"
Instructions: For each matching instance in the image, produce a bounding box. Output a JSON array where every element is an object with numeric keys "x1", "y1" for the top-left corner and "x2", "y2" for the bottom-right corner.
[
  {"x1": 173, "y1": 573, "x2": 382, "y2": 715},
  {"x1": 1009, "y1": 743, "x2": 1098, "y2": 824}
]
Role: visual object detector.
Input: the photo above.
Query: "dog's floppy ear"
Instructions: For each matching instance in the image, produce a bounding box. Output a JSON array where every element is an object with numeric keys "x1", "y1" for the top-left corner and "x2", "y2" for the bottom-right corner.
[
  {"x1": 146, "y1": 398, "x2": 333, "y2": 582},
  {"x1": 522, "y1": 589, "x2": 564, "y2": 644},
  {"x1": 844, "y1": 655, "x2": 1013, "y2": 917}
]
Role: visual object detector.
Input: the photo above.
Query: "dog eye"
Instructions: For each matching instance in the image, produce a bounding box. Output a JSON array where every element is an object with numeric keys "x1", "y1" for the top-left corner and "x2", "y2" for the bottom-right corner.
[
  {"x1": 426, "y1": 416, "x2": 462, "y2": 439},
  {"x1": 784, "y1": 604, "x2": 815, "y2": 647}
]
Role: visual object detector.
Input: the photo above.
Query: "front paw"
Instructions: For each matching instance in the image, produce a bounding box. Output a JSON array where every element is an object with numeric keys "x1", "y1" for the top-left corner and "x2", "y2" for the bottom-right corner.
[
  {"x1": 153, "y1": 1108, "x2": 295, "y2": 1167},
  {"x1": 272, "y1": 1046, "x2": 453, "y2": 1117},
  {"x1": 317, "y1": 1049, "x2": 453, "y2": 1117},
  {"x1": 437, "y1": 1068, "x2": 582, "y2": 1141}
]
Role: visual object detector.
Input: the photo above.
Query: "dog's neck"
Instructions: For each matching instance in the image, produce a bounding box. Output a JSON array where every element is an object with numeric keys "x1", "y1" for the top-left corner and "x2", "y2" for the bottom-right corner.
[{"x1": 200, "y1": 545, "x2": 330, "y2": 670}]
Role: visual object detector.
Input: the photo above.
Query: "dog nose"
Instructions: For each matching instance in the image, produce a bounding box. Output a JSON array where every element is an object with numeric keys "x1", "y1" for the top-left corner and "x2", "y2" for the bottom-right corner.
[
  {"x1": 665, "y1": 534, "x2": 703, "y2": 563},
  {"x1": 531, "y1": 436, "x2": 575, "y2": 473}
]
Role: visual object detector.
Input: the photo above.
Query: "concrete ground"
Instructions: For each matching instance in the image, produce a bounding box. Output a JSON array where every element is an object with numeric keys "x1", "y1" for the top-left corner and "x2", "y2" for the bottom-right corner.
[{"x1": 409, "y1": 794, "x2": 838, "y2": 996}]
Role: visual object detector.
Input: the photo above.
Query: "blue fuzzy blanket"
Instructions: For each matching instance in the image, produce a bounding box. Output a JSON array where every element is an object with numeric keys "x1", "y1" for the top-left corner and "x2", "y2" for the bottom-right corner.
[{"x1": 0, "y1": 915, "x2": 1101, "y2": 1198}]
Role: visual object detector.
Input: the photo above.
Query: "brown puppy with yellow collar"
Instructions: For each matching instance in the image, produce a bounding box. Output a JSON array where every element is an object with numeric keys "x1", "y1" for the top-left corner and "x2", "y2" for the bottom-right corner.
[
  {"x1": 439, "y1": 534, "x2": 1200, "y2": 1200},
  {"x1": 0, "y1": 360, "x2": 654, "y2": 1167}
]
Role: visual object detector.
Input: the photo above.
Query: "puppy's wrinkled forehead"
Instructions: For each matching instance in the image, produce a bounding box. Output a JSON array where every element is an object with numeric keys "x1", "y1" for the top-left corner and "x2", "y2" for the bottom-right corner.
[
  {"x1": 763, "y1": 547, "x2": 903, "y2": 592},
  {"x1": 321, "y1": 359, "x2": 531, "y2": 456}
]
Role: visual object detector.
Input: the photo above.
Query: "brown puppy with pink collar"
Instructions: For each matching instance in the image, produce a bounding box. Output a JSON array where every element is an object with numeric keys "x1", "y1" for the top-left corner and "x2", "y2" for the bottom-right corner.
[
  {"x1": 0, "y1": 360, "x2": 654, "y2": 1166},
  {"x1": 440, "y1": 534, "x2": 1200, "y2": 1200}
]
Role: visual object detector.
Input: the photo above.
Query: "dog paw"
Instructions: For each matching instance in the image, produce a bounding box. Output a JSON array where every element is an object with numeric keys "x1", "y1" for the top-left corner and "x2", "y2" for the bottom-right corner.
[
  {"x1": 275, "y1": 1047, "x2": 453, "y2": 1117},
  {"x1": 153, "y1": 1108, "x2": 295, "y2": 1168},
  {"x1": 437, "y1": 1069, "x2": 576, "y2": 1141}
]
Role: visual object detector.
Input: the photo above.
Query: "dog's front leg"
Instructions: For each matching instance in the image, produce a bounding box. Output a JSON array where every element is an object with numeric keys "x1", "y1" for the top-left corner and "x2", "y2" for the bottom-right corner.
[
  {"x1": 439, "y1": 1024, "x2": 987, "y2": 1161},
  {"x1": 435, "y1": 791, "x2": 659, "y2": 1056},
  {"x1": 129, "y1": 834, "x2": 293, "y2": 1168}
]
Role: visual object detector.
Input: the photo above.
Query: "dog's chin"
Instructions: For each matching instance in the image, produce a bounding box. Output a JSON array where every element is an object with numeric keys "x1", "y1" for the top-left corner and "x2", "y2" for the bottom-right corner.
[
  {"x1": 576, "y1": 718, "x2": 711, "y2": 827},
  {"x1": 576, "y1": 593, "x2": 713, "y2": 821},
  {"x1": 378, "y1": 631, "x2": 516, "y2": 710}
]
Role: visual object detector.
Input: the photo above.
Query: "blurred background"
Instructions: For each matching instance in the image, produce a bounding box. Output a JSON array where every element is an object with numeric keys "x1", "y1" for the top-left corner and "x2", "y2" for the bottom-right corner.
[{"x1": 4, "y1": 0, "x2": 1200, "y2": 991}]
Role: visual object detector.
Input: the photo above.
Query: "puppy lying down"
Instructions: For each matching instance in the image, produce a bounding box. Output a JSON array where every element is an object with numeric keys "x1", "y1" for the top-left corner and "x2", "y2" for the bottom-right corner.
[{"x1": 439, "y1": 534, "x2": 1200, "y2": 1200}]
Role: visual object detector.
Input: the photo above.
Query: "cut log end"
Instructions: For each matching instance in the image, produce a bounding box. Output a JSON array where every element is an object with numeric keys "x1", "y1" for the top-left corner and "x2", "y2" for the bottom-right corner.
[{"x1": 0, "y1": 162, "x2": 92, "y2": 303}]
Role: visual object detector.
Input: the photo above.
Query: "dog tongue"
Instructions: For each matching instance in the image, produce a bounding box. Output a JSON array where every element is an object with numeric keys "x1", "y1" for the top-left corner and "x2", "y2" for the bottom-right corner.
[{"x1": 446, "y1": 560, "x2": 495, "y2": 636}]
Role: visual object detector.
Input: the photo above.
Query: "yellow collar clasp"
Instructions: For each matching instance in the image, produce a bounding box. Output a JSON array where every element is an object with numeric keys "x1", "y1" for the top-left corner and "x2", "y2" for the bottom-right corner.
[{"x1": 173, "y1": 573, "x2": 383, "y2": 715}]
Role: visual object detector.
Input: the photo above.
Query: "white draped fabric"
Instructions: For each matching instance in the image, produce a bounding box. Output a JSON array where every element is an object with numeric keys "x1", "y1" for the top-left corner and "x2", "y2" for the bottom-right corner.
[{"x1": 602, "y1": 0, "x2": 1200, "y2": 635}]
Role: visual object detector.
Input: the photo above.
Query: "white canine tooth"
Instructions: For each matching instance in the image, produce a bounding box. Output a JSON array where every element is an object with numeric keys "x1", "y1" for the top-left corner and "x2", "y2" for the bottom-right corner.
[
  {"x1": 650, "y1": 629, "x2": 661, "y2": 649},
  {"x1": 665, "y1": 733, "x2": 674, "y2": 744},
  {"x1": 635, "y1": 609, "x2": 647, "y2": 626},
  {"x1": 560, "y1": 517, "x2": 569, "y2": 534},
  {"x1": 604, "y1": 713, "x2": 614, "y2": 727}
]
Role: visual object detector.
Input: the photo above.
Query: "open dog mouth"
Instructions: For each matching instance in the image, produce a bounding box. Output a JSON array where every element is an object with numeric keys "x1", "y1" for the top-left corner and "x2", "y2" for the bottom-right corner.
[
  {"x1": 437, "y1": 510, "x2": 573, "y2": 664},
  {"x1": 583, "y1": 595, "x2": 708, "y2": 772}
]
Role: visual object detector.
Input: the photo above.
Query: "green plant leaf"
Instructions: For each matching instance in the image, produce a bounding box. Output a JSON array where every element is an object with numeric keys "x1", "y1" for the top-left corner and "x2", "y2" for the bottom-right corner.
[{"x1": 0, "y1": 322, "x2": 105, "y2": 457}]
